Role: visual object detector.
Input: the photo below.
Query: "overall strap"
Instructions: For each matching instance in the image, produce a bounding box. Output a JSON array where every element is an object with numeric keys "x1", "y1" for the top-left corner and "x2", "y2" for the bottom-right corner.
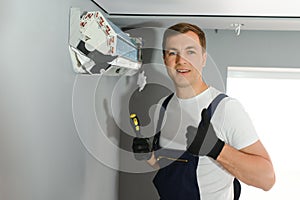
[
  {"x1": 152, "y1": 93, "x2": 174, "y2": 151},
  {"x1": 204, "y1": 93, "x2": 242, "y2": 200},
  {"x1": 206, "y1": 93, "x2": 228, "y2": 120},
  {"x1": 152, "y1": 93, "x2": 227, "y2": 151}
]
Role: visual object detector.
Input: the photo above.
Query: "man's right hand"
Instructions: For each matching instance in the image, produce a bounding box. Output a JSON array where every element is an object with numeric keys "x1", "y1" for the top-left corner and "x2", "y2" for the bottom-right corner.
[{"x1": 132, "y1": 137, "x2": 152, "y2": 160}]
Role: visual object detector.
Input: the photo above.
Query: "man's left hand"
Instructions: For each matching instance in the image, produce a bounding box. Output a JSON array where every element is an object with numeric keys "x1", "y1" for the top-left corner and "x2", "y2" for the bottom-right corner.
[{"x1": 186, "y1": 108, "x2": 225, "y2": 160}]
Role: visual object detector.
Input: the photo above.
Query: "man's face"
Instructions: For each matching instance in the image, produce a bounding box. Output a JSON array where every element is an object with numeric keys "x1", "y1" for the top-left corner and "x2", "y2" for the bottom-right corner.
[{"x1": 163, "y1": 31, "x2": 207, "y2": 89}]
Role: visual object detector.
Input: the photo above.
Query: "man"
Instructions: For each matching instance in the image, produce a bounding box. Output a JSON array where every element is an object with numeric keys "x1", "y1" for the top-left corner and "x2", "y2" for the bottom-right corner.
[{"x1": 132, "y1": 23, "x2": 275, "y2": 199}]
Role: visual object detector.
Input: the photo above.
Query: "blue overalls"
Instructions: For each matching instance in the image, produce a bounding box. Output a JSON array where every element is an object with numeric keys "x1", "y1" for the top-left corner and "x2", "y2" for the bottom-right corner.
[{"x1": 151, "y1": 93, "x2": 241, "y2": 200}]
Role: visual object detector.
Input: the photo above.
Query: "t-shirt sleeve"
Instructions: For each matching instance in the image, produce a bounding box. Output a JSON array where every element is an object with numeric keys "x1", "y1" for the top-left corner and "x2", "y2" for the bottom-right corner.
[{"x1": 220, "y1": 98, "x2": 259, "y2": 150}]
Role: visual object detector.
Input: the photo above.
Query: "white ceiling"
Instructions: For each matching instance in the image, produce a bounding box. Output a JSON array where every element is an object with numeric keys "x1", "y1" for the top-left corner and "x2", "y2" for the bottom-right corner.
[{"x1": 92, "y1": 0, "x2": 300, "y2": 31}]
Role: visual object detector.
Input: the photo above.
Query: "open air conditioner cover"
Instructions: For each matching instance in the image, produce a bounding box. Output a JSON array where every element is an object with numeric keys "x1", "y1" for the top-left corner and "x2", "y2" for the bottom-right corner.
[{"x1": 68, "y1": 8, "x2": 142, "y2": 76}]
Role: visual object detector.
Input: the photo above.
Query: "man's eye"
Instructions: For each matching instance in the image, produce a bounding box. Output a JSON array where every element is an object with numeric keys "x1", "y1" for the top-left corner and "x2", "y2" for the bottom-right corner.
[
  {"x1": 187, "y1": 50, "x2": 196, "y2": 55},
  {"x1": 168, "y1": 51, "x2": 177, "y2": 56}
]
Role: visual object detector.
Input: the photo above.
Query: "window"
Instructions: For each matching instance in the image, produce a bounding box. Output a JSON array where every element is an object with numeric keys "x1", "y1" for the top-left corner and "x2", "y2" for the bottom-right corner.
[{"x1": 227, "y1": 66, "x2": 300, "y2": 199}]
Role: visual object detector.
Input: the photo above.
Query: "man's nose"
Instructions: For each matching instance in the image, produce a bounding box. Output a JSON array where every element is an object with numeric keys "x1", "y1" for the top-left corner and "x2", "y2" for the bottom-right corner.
[{"x1": 175, "y1": 54, "x2": 188, "y2": 64}]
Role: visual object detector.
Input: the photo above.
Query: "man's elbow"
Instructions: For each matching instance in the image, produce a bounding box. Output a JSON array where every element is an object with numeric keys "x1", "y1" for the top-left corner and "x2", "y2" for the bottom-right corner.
[{"x1": 261, "y1": 172, "x2": 276, "y2": 191}]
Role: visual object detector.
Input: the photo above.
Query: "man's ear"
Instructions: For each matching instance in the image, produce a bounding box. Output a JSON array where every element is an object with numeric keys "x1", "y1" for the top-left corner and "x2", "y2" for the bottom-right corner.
[
  {"x1": 163, "y1": 55, "x2": 167, "y2": 66},
  {"x1": 201, "y1": 51, "x2": 207, "y2": 67}
]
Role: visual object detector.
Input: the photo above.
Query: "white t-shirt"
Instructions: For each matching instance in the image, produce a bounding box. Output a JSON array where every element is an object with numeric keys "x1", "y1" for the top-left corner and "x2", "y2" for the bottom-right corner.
[{"x1": 155, "y1": 87, "x2": 259, "y2": 200}]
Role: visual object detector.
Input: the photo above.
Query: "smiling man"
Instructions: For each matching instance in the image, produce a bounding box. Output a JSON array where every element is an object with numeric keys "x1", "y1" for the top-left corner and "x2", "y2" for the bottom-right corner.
[
  {"x1": 132, "y1": 23, "x2": 275, "y2": 200},
  {"x1": 163, "y1": 26, "x2": 208, "y2": 99}
]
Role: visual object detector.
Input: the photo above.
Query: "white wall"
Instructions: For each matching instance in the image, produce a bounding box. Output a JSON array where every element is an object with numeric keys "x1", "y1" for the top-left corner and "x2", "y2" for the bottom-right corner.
[{"x1": 0, "y1": 0, "x2": 118, "y2": 200}]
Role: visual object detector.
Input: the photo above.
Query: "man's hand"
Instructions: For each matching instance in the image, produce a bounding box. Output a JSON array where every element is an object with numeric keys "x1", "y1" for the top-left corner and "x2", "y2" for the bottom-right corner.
[
  {"x1": 186, "y1": 108, "x2": 225, "y2": 159},
  {"x1": 132, "y1": 137, "x2": 152, "y2": 160}
]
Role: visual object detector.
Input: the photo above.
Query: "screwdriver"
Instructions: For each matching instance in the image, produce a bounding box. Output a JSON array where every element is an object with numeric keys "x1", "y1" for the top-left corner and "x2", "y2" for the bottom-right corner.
[{"x1": 129, "y1": 113, "x2": 142, "y2": 137}]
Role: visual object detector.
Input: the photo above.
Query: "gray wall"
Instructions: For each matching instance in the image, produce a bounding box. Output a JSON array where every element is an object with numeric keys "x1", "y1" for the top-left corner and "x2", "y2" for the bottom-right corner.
[
  {"x1": 1, "y1": 0, "x2": 299, "y2": 199},
  {"x1": 205, "y1": 29, "x2": 300, "y2": 88},
  {"x1": 0, "y1": 1, "x2": 119, "y2": 200},
  {"x1": 149, "y1": 28, "x2": 300, "y2": 91}
]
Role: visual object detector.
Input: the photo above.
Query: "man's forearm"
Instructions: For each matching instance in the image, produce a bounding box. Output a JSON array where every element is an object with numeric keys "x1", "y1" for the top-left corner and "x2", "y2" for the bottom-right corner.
[{"x1": 217, "y1": 143, "x2": 275, "y2": 191}]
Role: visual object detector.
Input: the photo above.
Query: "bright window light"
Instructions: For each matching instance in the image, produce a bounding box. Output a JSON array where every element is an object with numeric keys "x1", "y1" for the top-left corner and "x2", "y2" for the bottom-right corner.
[{"x1": 226, "y1": 66, "x2": 300, "y2": 200}]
